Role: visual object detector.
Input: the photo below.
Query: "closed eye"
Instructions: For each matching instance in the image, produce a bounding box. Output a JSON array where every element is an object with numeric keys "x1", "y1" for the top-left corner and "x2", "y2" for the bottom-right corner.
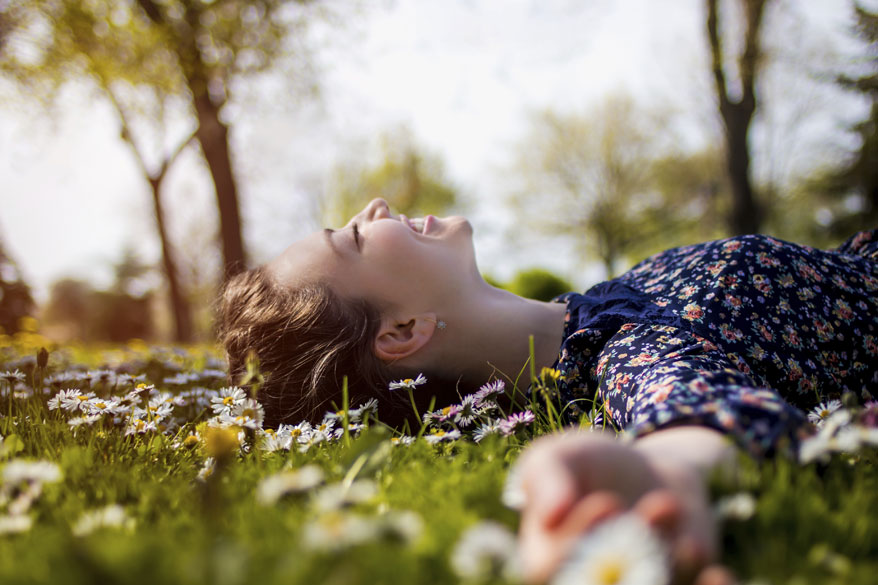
[{"x1": 352, "y1": 223, "x2": 361, "y2": 251}]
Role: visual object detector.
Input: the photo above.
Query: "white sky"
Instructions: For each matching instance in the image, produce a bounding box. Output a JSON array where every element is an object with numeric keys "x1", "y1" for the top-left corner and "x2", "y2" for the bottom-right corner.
[{"x1": 0, "y1": 0, "x2": 870, "y2": 302}]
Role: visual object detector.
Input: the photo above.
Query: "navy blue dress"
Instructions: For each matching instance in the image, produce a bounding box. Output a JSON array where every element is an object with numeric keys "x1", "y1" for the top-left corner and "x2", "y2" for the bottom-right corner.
[{"x1": 552, "y1": 230, "x2": 878, "y2": 456}]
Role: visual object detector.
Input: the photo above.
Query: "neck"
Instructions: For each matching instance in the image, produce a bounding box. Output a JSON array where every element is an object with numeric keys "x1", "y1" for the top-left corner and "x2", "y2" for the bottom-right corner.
[{"x1": 430, "y1": 283, "x2": 568, "y2": 390}]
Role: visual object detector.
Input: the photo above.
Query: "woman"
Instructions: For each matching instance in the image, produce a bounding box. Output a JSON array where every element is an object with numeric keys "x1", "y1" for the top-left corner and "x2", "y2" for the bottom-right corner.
[{"x1": 219, "y1": 198, "x2": 877, "y2": 583}]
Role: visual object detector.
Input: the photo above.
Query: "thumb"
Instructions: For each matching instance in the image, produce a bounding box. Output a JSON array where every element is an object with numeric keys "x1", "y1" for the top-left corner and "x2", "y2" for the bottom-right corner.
[{"x1": 522, "y1": 453, "x2": 578, "y2": 529}]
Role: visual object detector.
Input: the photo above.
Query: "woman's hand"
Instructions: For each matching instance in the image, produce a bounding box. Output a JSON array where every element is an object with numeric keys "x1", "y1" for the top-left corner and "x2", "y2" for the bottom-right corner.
[{"x1": 515, "y1": 429, "x2": 736, "y2": 585}]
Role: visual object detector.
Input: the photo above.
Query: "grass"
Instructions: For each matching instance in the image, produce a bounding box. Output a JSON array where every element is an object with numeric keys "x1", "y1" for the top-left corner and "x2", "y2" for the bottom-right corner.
[{"x1": 0, "y1": 334, "x2": 876, "y2": 585}]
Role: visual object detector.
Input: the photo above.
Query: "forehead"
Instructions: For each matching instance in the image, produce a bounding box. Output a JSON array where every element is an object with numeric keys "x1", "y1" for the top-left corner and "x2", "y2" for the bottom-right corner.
[{"x1": 265, "y1": 230, "x2": 338, "y2": 288}]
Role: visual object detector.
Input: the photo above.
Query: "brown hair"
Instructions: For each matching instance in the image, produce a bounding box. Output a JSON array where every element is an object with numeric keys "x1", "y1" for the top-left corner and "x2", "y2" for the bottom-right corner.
[{"x1": 217, "y1": 266, "x2": 412, "y2": 428}]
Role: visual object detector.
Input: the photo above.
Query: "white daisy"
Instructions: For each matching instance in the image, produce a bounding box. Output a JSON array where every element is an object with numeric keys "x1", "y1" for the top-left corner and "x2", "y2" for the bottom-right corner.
[
  {"x1": 552, "y1": 514, "x2": 670, "y2": 585},
  {"x1": 2, "y1": 459, "x2": 63, "y2": 485},
  {"x1": 388, "y1": 374, "x2": 427, "y2": 391},
  {"x1": 450, "y1": 521, "x2": 519, "y2": 580},
  {"x1": 455, "y1": 395, "x2": 480, "y2": 427},
  {"x1": 60, "y1": 391, "x2": 96, "y2": 413},
  {"x1": 255, "y1": 465, "x2": 325, "y2": 505},
  {"x1": 72, "y1": 504, "x2": 135, "y2": 537},
  {"x1": 47, "y1": 389, "x2": 79, "y2": 411},
  {"x1": 0, "y1": 370, "x2": 26, "y2": 384},
  {"x1": 473, "y1": 420, "x2": 502, "y2": 443},
  {"x1": 807, "y1": 400, "x2": 843, "y2": 427},
  {"x1": 210, "y1": 386, "x2": 248, "y2": 416},
  {"x1": 227, "y1": 398, "x2": 264, "y2": 430},
  {"x1": 424, "y1": 429, "x2": 461, "y2": 444}
]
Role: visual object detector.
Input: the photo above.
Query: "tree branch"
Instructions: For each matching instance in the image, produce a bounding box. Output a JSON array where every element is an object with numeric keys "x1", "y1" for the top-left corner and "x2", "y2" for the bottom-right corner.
[
  {"x1": 706, "y1": 0, "x2": 729, "y2": 107},
  {"x1": 739, "y1": 0, "x2": 768, "y2": 109},
  {"x1": 158, "y1": 129, "x2": 198, "y2": 183}
]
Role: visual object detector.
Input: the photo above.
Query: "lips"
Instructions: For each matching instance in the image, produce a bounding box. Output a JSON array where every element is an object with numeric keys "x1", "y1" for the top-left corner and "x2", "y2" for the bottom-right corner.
[{"x1": 400, "y1": 214, "x2": 433, "y2": 235}]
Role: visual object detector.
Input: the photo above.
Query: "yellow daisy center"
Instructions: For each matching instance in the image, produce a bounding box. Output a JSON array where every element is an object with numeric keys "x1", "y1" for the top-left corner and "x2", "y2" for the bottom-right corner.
[
  {"x1": 222, "y1": 396, "x2": 235, "y2": 406},
  {"x1": 596, "y1": 558, "x2": 624, "y2": 585}
]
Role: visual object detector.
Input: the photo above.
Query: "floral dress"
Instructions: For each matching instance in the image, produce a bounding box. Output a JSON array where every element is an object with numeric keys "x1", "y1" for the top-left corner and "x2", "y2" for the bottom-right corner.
[{"x1": 552, "y1": 230, "x2": 878, "y2": 456}]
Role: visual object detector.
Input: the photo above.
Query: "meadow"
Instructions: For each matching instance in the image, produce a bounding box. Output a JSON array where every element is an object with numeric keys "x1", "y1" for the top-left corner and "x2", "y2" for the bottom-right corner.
[{"x1": 0, "y1": 331, "x2": 877, "y2": 585}]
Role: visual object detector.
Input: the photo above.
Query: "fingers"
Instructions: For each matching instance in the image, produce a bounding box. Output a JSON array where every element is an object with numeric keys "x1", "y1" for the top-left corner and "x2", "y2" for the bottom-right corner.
[
  {"x1": 636, "y1": 489, "x2": 717, "y2": 585},
  {"x1": 520, "y1": 490, "x2": 625, "y2": 584},
  {"x1": 694, "y1": 565, "x2": 737, "y2": 585}
]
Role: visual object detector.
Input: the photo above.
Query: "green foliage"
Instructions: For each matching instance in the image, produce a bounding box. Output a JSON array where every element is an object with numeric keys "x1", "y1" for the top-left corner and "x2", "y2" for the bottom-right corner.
[
  {"x1": 509, "y1": 94, "x2": 720, "y2": 278},
  {"x1": 772, "y1": 5, "x2": 878, "y2": 247},
  {"x1": 505, "y1": 268, "x2": 573, "y2": 302},
  {"x1": 0, "y1": 344, "x2": 876, "y2": 584},
  {"x1": 324, "y1": 127, "x2": 460, "y2": 227},
  {"x1": 0, "y1": 0, "x2": 303, "y2": 101}
]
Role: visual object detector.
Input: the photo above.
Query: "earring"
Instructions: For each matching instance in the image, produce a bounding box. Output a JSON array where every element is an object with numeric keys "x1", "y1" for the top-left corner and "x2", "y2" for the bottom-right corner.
[{"x1": 437, "y1": 320, "x2": 447, "y2": 330}]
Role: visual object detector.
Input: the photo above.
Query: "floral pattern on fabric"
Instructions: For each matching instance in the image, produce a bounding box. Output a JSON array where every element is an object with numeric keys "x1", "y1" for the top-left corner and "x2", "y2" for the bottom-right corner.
[{"x1": 552, "y1": 230, "x2": 878, "y2": 457}]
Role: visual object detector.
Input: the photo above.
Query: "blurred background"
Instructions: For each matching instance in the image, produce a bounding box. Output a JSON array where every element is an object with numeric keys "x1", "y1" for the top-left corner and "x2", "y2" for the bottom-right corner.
[{"x1": 0, "y1": 0, "x2": 875, "y2": 344}]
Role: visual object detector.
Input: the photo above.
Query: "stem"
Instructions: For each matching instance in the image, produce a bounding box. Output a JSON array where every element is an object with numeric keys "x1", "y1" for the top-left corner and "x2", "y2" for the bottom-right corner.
[
  {"x1": 406, "y1": 387, "x2": 420, "y2": 424},
  {"x1": 342, "y1": 376, "x2": 351, "y2": 447}
]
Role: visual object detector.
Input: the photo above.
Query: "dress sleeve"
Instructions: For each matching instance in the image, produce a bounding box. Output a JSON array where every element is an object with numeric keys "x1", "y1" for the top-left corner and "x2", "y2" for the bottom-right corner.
[{"x1": 590, "y1": 323, "x2": 808, "y2": 457}]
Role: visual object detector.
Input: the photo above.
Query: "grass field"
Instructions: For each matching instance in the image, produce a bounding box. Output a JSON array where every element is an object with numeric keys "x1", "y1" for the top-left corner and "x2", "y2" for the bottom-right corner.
[{"x1": 1, "y1": 334, "x2": 876, "y2": 585}]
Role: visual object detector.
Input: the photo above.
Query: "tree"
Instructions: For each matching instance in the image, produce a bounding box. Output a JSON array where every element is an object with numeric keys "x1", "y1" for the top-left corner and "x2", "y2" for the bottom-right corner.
[
  {"x1": 808, "y1": 4, "x2": 878, "y2": 240},
  {"x1": 323, "y1": 127, "x2": 460, "y2": 227},
  {"x1": 0, "y1": 0, "x2": 319, "y2": 284},
  {"x1": 0, "y1": 237, "x2": 35, "y2": 336},
  {"x1": 510, "y1": 95, "x2": 677, "y2": 278},
  {"x1": 706, "y1": 0, "x2": 771, "y2": 234}
]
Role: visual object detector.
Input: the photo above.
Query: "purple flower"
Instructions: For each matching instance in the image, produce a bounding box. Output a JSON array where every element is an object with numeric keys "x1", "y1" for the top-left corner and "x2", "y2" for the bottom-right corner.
[
  {"x1": 474, "y1": 380, "x2": 506, "y2": 406},
  {"x1": 499, "y1": 410, "x2": 535, "y2": 436}
]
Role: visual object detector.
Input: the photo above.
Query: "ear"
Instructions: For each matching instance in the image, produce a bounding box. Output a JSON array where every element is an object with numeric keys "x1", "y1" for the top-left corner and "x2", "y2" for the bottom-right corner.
[{"x1": 374, "y1": 313, "x2": 438, "y2": 363}]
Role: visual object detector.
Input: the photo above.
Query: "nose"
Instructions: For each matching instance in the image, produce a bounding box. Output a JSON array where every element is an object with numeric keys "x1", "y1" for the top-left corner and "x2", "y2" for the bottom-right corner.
[{"x1": 365, "y1": 198, "x2": 391, "y2": 221}]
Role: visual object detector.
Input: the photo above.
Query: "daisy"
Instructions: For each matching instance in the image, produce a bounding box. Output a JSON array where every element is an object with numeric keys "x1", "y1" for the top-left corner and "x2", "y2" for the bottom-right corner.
[
  {"x1": 388, "y1": 374, "x2": 427, "y2": 391},
  {"x1": 424, "y1": 429, "x2": 461, "y2": 444},
  {"x1": 68, "y1": 415, "x2": 103, "y2": 428},
  {"x1": 552, "y1": 514, "x2": 670, "y2": 585},
  {"x1": 473, "y1": 420, "x2": 502, "y2": 443},
  {"x1": 391, "y1": 435, "x2": 415, "y2": 446},
  {"x1": 311, "y1": 479, "x2": 378, "y2": 512},
  {"x1": 197, "y1": 457, "x2": 216, "y2": 482},
  {"x1": 280, "y1": 421, "x2": 313, "y2": 444},
  {"x1": 47, "y1": 389, "x2": 80, "y2": 411},
  {"x1": 124, "y1": 417, "x2": 158, "y2": 436},
  {"x1": 0, "y1": 370, "x2": 26, "y2": 384},
  {"x1": 227, "y1": 398, "x2": 264, "y2": 430},
  {"x1": 352, "y1": 397, "x2": 379, "y2": 421},
  {"x1": 2, "y1": 459, "x2": 63, "y2": 485},
  {"x1": 84, "y1": 397, "x2": 124, "y2": 416},
  {"x1": 255, "y1": 465, "x2": 325, "y2": 505},
  {"x1": 455, "y1": 395, "x2": 480, "y2": 427},
  {"x1": 210, "y1": 386, "x2": 247, "y2": 416},
  {"x1": 60, "y1": 391, "x2": 96, "y2": 413},
  {"x1": 807, "y1": 400, "x2": 843, "y2": 426},
  {"x1": 72, "y1": 504, "x2": 135, "y2": 537},
  {"x1": 473, "y1": 380, "x2": 506, "y2": 406},
  {"x1": 499, "y1": 410, "x2": 536, "y2": 436},
  {"x1": 450, "y1": 521, "x2": 519, "y2": 580}
]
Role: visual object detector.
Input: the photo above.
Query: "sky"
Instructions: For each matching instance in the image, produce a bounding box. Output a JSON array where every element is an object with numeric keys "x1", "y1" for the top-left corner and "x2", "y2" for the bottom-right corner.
[{"x1": 0, "y1": 0, "x2": 870, "y2": 302}]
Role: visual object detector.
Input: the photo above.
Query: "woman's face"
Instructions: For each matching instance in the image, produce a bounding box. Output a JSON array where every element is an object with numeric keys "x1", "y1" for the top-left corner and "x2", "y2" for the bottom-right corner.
[{"x1": 268, "y1": 198, "x2": 478, "y2": 312}]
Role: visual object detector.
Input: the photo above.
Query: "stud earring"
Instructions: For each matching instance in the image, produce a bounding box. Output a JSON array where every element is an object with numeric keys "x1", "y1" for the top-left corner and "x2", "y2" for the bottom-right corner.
[{"x1": 437, "y1": 320, "x2": 447, "y2": 330}]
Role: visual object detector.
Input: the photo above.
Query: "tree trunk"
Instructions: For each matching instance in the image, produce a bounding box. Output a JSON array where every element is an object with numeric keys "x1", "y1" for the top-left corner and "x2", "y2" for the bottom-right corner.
[
  {"x1": 192, "y1": 92, "x2": 247, "y2": 280},
  {"x1": 706, "y1": 0, "x2": 768, "y2": 235},
  {"x1": 721, "y1": 102, "x2": 761, "y2": 234},
  {"x1": 150, "y1": 177, "x2": 193, "y2": 343}
]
